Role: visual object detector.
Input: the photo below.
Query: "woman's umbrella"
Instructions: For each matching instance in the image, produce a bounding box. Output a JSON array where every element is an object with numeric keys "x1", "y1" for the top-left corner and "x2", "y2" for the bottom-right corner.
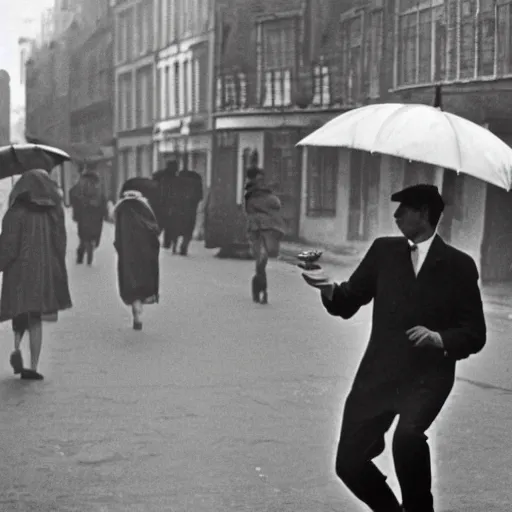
[
  {"x1": 297, "y1": 89, "x2": 512, "y2": 190},
  {"x1": 0, "y1": 143, "x2": 71, "y2": 179}
]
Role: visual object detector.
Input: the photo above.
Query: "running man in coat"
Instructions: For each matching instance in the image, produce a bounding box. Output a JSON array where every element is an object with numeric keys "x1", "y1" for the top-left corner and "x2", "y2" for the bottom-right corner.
[
  {"x1": 244, "y1": 164, "x2": 285, "y2": 304},
  {"x1": 302, "y1": 184, "x2": 486, "y2": 512},
  {"x1": 0, "y1": 169, "x2": 72, "y2": 380}
]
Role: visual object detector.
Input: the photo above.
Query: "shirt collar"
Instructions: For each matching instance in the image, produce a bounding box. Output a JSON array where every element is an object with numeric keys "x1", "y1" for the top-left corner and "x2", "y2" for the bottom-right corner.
[{"x1": 408, "y1": 233, "x2": 436, "y2": 253}]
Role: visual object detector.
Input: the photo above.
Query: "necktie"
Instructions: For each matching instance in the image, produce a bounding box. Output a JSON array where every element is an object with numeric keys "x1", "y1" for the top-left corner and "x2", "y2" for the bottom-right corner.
[{"x1": 410, "y1": 243, "x2": 419, "y2": 275}]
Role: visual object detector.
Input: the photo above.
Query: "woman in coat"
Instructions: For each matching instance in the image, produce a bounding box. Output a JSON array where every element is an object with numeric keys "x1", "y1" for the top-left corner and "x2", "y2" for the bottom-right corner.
[
  {"x1": 70, "y1": 171, "x2": 107, "y2": 265},
  {"x1": 114, "y1": 178, "x2": 163, "y2": 330},
  {"x1": 244, "y1": 165, "x2": 286, "y2": 304},
  {"x1": 0, "y1": 169, "x2": 72, "y2": 380}
]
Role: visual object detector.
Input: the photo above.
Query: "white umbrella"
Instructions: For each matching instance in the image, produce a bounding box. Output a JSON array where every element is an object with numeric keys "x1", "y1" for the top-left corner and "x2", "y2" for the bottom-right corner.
[{"x1": 297, "y1": 103, "x2": 512, "y2": 190}]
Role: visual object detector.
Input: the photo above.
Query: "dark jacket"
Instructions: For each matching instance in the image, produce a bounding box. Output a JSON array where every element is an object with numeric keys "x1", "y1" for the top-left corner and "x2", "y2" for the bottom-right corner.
[
  {"x1": 321, "y1": 235, "x2": 486, "y2": 412},
  {"x1": 170, "y1": 170, "x2": 203, "y2": 237},
  {"x1": 0, "y1": 169, "x2": 72, "y2": 321},
  {"x1": 244, "y1": 181, "x2": 286, "y2": 235},
  {"x1": 70, "y1": 173, "x2": 107, "y2": 244},
  {"x1": 114, "y1": 179, "x2": 161, "y2": 306},
  {"x1": 153, "y1": 168, "x2": 179, "y2": 219}
]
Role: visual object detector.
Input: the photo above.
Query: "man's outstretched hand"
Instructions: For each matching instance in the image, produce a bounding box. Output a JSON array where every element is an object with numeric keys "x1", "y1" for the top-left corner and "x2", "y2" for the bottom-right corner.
[{"x1": 301, "y1": 268, "x2": 336, "y2": 301}]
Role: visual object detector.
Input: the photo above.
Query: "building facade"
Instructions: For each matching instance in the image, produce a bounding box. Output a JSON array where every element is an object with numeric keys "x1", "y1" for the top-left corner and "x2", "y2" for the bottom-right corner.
[
  {"x1": 69, "y1": 0, "x2": 116, "y2": 200},
  {"x1": 387, "y1": 0, "x2": 512, "y2": 282},
  {"x1": 209, "y1": 0, "x2": 510, "y2": 283},
  {"x1": 205, "y1": 0, "x2": 371, "y2": 250},
  {"x1": 24, "y1": 1, "x2": 79, "y2": 202},
  {"x1": 112, "y1": 0, "x2": 157, "y2": 196},
  {"x1": 153, "y1": 0, "x2": 213, "y2": 238}
]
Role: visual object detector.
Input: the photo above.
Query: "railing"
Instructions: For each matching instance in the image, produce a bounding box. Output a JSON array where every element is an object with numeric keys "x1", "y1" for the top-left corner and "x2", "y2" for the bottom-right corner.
[{"x1": 214, "y1": 62, "x2": 339, "y2": 113}]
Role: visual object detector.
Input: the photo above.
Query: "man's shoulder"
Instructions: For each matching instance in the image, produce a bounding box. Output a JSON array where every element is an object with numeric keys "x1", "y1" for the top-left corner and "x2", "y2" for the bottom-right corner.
[
  {"x1": 372, "y1": 236, "x2": 405, "y2": 249},
  {"x1": 441, "y1": 239, "x2": 477, "y2": 269}
]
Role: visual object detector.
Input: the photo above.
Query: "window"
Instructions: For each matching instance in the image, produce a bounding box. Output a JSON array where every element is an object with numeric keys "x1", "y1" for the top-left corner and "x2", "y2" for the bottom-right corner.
[
  {"x1": 135, "y1": 66, "x2": 153, "y2": 127},
  {"x1": 312, "y1": 59, "x2": 331, "y2": 107},
  {"x1": 174, "y1": 61, "x2": 180, "y2": 115},
  {"x1": 160, "y1": 0, "x2": 167, "y2": 48},
  {"x1": 307, "y1": 147, "x2": 338, "y2": 217},
  {"x1": 396, "y1": 0, "x2": 512, "y2": 86},
  {"x1": 497, "y1": 1, "x2": 512, "y2": 75},
  {"x1": 365, "y1": 10, "x2": 383, "y2": 98},
  {"x1": 168, "y1": 0, "x2": 176, "y2": 43},
  {"x1": 136, "y1": 3, "x2": 144, "y2": 55},
  {"x1": 191, "y1": 57, "x2": 201, "y2": 113},
  {"x1": 257, "y1": 17, "x2": 298, "y2": 107},
  {"x1": 126, "y1": 8, "x2": 134, "y2": 61},
  {"x1": 118, "y1": 72, "x2": 133, "y2": 131},
  {"x1": 478, "y1": 0, "x2": 496, "y2": 77},
  {"x1": 459, "y1": 0, "x2": 476, "y2": 79},
  {"x1": 183, "y1": 60, "x2": 189, "y2": 113},
  {"x1": 339, "y1": 9, "x2": 383, "y2": 102},
  {"x1": 216, "y1": 72, "x2": 248, "y2": 110},
  {"x1": 117, "y1": 8, "x2": 134, "y2": 63},
  {"x1": 340, "y1": 13, "x2": 363, "y2": 102}
]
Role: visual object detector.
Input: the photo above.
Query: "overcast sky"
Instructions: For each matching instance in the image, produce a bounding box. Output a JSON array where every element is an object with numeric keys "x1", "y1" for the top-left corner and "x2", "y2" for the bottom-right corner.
[{"x1": 0, "y1": 0, "x2": 54, "y2": 107}]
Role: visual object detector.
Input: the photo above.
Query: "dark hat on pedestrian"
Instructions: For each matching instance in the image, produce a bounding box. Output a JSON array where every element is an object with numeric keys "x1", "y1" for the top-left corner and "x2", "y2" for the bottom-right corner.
[{"x1": 391, "y1": 183, "x2": 445, "y2": 211}]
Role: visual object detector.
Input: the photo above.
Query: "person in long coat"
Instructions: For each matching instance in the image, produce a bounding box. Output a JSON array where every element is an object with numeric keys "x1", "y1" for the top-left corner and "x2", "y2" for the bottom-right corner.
[
  {"x1": 244, "y1": 165, "x2": 286, "y2": 304},
  {"x1": 153, "y1": 160, "x2": 179, "y2": 249},
  {"x1": 0, "y1": 168, "x2": 72, "y2": 380},
  {"x1": 69, "y1": 171, "x2": 107, "y2": 265},
  {"x1": 114, "y1": 177, "x2": 162, "y2": 331},
  {"x1": 302, "y1": 184, "x2": 486, "y2": 512},
  {"x1": 170, "y1": 163, "x2": 203, "y2": 256}
]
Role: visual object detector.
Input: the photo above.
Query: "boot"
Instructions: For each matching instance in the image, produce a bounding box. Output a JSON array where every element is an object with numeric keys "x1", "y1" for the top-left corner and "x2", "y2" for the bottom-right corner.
[
  {"x1": 259, "y1": 273, "x2": 268, "y2": 304},
  {"x1": 251, "y1": 275, "x2": 260, "y2": 303}
]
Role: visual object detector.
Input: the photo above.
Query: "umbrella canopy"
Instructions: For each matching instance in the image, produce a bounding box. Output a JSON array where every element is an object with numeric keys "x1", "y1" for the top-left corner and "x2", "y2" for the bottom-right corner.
[
  {"x1": 298, "y1": 103, "x2": 512, "y2": 190},
  {"x1": 0, "y1": 144, "x2": 71, "y2": 179}
]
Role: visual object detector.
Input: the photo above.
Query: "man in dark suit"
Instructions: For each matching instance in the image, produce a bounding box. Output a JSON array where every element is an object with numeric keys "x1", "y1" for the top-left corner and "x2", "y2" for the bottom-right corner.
[{"x1": 302, "y1": 184, "x2": 486, "y2": 512}]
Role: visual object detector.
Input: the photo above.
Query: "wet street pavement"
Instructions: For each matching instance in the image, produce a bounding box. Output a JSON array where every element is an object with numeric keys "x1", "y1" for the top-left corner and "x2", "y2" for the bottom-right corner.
[{"x1": 0, "y1": 216, "x2": 510, "y2": 511}]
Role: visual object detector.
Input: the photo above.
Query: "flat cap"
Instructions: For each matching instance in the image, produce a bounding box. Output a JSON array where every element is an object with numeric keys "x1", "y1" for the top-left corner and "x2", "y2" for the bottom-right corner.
[{"x1": 391, "y1": 183, "x2": 445, "y2": 210}]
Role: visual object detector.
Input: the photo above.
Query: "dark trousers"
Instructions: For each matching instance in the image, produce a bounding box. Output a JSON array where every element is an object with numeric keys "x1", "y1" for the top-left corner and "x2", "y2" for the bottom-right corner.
[
  {"x1": 335, "y1": 379, "x2": 453, "y2": 512},
  {"x1": 77, "y1": 238, "x2": 94, "y2": 265},
  {"x1": 165, "y1": 233, "x2": 192, "y2": 255},
  {"x1": 163, "y1": 225, "x2": 174, "y2": 249}
]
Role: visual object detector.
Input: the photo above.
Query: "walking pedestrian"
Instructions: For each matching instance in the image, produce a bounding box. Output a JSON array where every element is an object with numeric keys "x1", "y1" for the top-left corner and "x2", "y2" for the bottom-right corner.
[
  {"x1": 244, "y1": 160, "x2": 285, "y2": 304},
  {"x1": 171, "y1": 160, "x2": 203, "y2": 256},
  {"x1": 114, "y1": 177, "x2": 162, "y2": 331},
  {"x1": 69, "y1": 171, "x2": 107, "y2": 265},
  {"x1": 302, "y1": 184, "x2": 486, "y2": 512},
  {"x1": 153, "y1": 159, "x2": 179, "y2": 250},
  {"x1": 0, "y1": 169, "x2": 72, "y2": 380}
]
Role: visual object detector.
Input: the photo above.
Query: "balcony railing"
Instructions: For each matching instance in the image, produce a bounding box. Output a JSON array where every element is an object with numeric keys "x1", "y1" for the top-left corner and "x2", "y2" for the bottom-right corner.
[{"x1": 215, "y1": 62, "x2": 336, "y2": 113}]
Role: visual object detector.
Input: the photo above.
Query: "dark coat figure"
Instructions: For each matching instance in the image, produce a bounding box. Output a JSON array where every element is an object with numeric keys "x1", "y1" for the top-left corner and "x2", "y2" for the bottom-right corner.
[
  {"x1": 153, "y1": 161, "x2": 179, "y2": 249},
  {"x1": 304, "y1": 184, "x2": 486, "y2": 512},
  {"x1": 0, "y1": 169, "x2": 72, "y2": 379},
  {"x1": 114, "y1": 178, "x2": 162, "y2": 330},
  {"x1": 69, "y1": 171, "x2": 107, "y2": 265},
  {"x1": 169, "y1": 168, "x2": 203, "y2": 255},
  {"x1": 244, "y1": 166, "x2": 285, "y2": 304}
]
